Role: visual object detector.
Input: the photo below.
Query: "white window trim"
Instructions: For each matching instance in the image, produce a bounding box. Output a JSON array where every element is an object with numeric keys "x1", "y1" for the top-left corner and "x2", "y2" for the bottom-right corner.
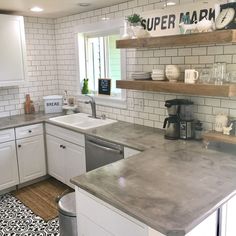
[{"x1": 74, "y1": 19, "x2": 127, "y2": 109}]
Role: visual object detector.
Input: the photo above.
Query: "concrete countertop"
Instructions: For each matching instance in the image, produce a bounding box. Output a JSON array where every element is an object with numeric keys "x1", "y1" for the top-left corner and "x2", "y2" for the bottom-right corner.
[
  {"x1": 0, "y1": 112, "x2": 63, "y2": 131},
  {"x1": 47, "y1": 119, "x2": 167, "y2": 151},
  {"x1": 2, "y1": 113, "x2": 236, "y2": 235},
  {"x1": 72, "y1": 143, "x2": 236, "y2": 236}
]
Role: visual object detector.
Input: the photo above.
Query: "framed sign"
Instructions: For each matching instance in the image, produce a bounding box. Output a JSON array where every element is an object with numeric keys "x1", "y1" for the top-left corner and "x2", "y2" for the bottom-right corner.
[
  {"x1": 98, "y1": 78, "x2": 111, "y2": 95},
  {"x1": 140, "y1": 0, "x2": 218, "y2": 36}
]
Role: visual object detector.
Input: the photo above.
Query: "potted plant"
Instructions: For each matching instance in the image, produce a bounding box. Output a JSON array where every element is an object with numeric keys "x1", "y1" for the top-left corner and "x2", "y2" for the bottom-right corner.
[
  {"x1": 127, "y1": 13, "x2": 142, "y2": 26},
  {"x1": 127, "y1": 14, "x2": 147, "y2": 38}
]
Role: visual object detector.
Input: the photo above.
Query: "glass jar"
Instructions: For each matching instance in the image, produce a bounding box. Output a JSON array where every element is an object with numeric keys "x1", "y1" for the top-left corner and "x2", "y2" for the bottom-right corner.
[
  {"x1": 214, "y1": 63, "x2": 226, "y2": 85},
  {"x1": 199, "y1": 67, "x2": 212, "y2": 84},
  {"x1": 194, "y1": 120, "x2": 203, "y2": 140}
]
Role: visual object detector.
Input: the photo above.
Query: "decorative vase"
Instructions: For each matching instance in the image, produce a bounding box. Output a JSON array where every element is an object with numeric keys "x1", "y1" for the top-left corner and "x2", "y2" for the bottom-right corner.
[
  {"x1": 130, "y1": 23, "x2": 142, "y2": 39},
  {"x1": 165, "y1": 65, "x2": 181, "y2": 82},
  {"x1": 122, "y1": 19, "x2": 131, "y2": 39}
]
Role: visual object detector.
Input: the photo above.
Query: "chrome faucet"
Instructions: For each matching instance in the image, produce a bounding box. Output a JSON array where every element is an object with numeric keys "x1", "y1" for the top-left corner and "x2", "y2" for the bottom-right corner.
[{"x1": 84, "y1": 95, "x2": 97, "y2": 118}]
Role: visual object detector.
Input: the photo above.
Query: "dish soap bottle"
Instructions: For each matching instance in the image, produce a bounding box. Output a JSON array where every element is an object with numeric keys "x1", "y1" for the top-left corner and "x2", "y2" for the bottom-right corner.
[{"x1": 63, "y1": 90, "x2": 68, "y2": 105}]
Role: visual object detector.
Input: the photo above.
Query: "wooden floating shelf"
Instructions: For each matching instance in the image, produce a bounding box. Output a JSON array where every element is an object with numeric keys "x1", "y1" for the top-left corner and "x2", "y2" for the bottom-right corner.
[
  {"x1": 203, "y1": 131, "x2": 236, "y2": 145},
  {"x1": 116, "y1": 30, "x2": 236, "y2": 48},
  {"x1": 116, "y1": 80, "x2": 236, "y2": 97}
]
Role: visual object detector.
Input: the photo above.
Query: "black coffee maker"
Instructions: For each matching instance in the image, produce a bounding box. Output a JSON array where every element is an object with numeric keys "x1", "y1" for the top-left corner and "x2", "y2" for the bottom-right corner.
[
  {"x1": 163, "y1": 99, "x2": 194, "y2": 140},
  {"x1": 163, "y1": 99, "x2": 180, "y2": 140}
]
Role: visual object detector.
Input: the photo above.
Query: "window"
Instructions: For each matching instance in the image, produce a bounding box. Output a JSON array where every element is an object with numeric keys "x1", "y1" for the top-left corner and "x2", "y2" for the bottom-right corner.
[
  {"x1": 85, "y1": 34, "x2": 121, "y2": 97},
  {"x1": 76, "y1": 19, "x2": 126, "y2": 107}
]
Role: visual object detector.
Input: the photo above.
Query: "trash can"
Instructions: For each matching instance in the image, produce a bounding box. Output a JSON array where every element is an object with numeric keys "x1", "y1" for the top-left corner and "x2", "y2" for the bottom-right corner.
[{"x1": 58, "y1": 192, "x2": 77, "y2": 236}]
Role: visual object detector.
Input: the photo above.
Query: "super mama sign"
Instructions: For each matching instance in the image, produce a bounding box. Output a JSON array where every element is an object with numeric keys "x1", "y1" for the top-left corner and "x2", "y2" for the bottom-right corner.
[{"x1": 140, "y1": 0, "x2": 224, "y2": 36}]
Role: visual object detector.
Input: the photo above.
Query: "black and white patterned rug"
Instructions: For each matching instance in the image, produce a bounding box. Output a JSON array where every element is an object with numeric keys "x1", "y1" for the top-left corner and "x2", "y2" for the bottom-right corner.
[{"x1": 0, "y1": 194, "x2": 59, "y2": 235}]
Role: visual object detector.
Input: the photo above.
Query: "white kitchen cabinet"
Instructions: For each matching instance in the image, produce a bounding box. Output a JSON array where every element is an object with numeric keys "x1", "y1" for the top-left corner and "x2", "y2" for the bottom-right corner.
[
  {"x1": 76, "y1": 186, "x2": 220, "y2": 236},
  {"x1": 79, "y1": 215, "x2": 112, "y2": 236},
  {"x1": 15, "y1": 124, "x2": 46, "y2": 184},
  {"x1": 221, "y1": 195, "x2": 236, "y2": 236},
  {"x1": 46, "y1": 134, "x2": 65, "y2": 183},
  {"x1": 185, "y1": 211, "x2": 218, "y2": 236},
  {"x1": 16, "y1": 135, "x2": 46, "y2": 183},
  {"x1": 0, "y1": 14, "x2": 27, "y2": 87},
  {"x1": 45, "y1": 124, "x2": 86, "y2": 188},
  {"x1": 76, "y1": 187, "x2": 163, "y2": 236},
  {"x1": 46, "y1": 134, "x2": 86, "y2": 188},
  {"x1": 0, "y1": 141, "x2": 19, "y2": 191},
  {"x1": 65, "y1": 140, "x2": 86, "y2": 188}
]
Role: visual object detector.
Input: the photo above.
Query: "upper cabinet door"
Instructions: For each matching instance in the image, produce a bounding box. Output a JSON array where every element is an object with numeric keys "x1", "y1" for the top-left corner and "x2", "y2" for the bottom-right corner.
[{"x1": 0, "y1": 14, "x2": 27, "y2": 87}]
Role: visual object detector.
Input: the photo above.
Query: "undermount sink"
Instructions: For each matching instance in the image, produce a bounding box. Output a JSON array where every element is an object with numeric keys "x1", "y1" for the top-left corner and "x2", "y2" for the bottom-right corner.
[{"x1": 49, "y1": 113, "x2": 117, "y2": 130}]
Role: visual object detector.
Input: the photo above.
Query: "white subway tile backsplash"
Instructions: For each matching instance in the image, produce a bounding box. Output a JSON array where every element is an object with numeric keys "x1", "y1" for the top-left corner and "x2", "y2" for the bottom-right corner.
[
  {"x1": 172, "y1": 57, "x2": 185, "y2": 65},
  {"x1": 221, "y1": 100, "x2": 236, "y2": 109},
  {"x1": 224, "y1": 45, "x2": 236, "y2": 54},
  {"x1": 192, "y1": 47, "x2": 206, "y2": 56},
  {"x1": 215, "y1": 55, "x2": 232, "y2": 63},
  {"x1": 198, "y1": 105, "x2": 213, "y2": 114},
  {"x1": 205, "y1": 98, "x2": 221, "y2": 107},
  {"x1": 160, "y1": 57, "x2": 171, "y2": 64},
  {"x1": 185, "y1": 56, "x2": 199, "y2": 64},
  {"x1": 199, "y1": 56, "x2": 214, "y2": 64},
  {"x1": 166, "y1": 49, "x2": 178, "y2": 56},
  {"x1": 230, "y1": 109, "x2": 236, "y2": 118},
  {"x1": 178, "y1": 48, "x2": 191, "y2": 56},
  {"x1": 213, "y1": 107, "x2": 229, "y2": 115}
]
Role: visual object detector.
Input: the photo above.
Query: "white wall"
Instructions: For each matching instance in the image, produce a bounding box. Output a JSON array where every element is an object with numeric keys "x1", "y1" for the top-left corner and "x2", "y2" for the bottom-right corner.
[
  {"x1": 0, "y1": 17, "x2": 58, "y2": 117},
  {"x1": 54, "y1": 0, "x2": 236, "y2": 130},
  {"x1": 0, "y1": 0, "x2": 236, "y2": 131}
]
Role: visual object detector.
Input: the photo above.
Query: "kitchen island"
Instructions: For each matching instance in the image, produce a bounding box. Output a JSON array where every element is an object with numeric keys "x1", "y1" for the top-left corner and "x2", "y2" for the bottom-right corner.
[{"x1": 72, "y1": 140, "x2": 236, "y2": 236}]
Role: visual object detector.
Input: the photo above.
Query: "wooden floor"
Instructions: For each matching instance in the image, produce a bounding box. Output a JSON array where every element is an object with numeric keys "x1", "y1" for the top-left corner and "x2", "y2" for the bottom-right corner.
[{"x1": 12, "y1": 177, "x2": 71, "y2": 221}]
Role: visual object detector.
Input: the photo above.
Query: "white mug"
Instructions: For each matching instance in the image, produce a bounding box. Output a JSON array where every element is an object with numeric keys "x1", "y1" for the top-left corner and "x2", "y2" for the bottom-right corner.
[{"x1": 185, "y1": 69, "x2": 199, "y2": 84}]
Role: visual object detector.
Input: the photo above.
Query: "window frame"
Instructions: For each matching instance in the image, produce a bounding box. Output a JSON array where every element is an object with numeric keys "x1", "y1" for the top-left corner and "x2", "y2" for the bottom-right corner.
[{"x1": 74, "y1": 19, "x2": 127, "y2": 109}]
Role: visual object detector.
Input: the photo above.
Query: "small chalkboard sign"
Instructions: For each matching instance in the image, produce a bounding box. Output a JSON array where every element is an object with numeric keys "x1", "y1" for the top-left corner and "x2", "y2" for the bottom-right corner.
[{"x1": 98, "y1": 78, "x2": 111, "y2": 95}]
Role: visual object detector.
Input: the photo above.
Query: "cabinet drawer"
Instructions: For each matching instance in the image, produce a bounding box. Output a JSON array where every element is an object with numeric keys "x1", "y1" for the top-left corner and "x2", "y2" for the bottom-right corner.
[
  {"x1": 45, "y1": 123, "x2": 85, "y2": 147},
  {"x1": 0, "y1": 129, "x2": 15, "y2": 143},
  {"x1": 15, "y1": 124, "x2": 43, "y2": 139}
]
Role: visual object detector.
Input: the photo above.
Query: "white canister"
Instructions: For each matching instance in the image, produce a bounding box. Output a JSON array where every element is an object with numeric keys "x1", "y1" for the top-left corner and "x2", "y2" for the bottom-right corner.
[
  {"x1": 43, "y1": 95, "x2": 63, "y2": 114},
  {"x1": 215, "y1": 114, "x2": 228, "y2": 132}
]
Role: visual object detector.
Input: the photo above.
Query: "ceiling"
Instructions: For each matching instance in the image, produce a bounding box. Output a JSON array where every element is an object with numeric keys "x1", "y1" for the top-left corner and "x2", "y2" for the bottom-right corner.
[{"x1": 0, "y1": 0, "x2": 128, "y2": 18}]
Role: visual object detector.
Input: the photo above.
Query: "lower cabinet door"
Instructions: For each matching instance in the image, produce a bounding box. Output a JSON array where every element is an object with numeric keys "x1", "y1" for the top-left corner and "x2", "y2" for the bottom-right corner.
[
  {"x1": 221, "y1": 195, "x2": 236, "y2": 236},
  {"x1": 0, "y1": 141, "x2": 19, "y2": 190},
  {"x1": 186, "y1": 210, "x2": 217, "y2": 236},
  {"x1": 17, "y1": 135, "x2": 46, "y2": 183},
  {"x1": 64, "y1": 141, "x2": 86, "y2": 188},
  {"x1": 79, "y1": 214, "x2": 112, "y2": 236},
  {"x1": 46, "y1": 134, "x2": 65, "y2": 183},
  {"x1": 46, "y1": 134, "x2": 85, "y2": 188}
]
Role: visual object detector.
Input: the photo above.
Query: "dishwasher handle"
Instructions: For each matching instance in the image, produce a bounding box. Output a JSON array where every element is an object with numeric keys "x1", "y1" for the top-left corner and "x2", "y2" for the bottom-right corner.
[{"x1": 87, "y1": 140, "x2": 123, "y2": 155}]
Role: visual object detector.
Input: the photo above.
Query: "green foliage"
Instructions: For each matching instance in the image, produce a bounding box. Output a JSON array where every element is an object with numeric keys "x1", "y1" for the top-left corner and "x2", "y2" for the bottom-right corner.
[
  {"x1": 82, "y1": 78, "x2": 89, "y2": 94},
  {"x1": 127, "y1": 14, "x2": 142, "y2": 24}
]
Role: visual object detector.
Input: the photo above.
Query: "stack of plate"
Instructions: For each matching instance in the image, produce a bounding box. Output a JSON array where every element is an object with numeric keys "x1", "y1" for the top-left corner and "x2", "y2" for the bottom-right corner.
[
  {"x1": 131, "y1": 72, "x2": 151, "y2": 80},
  {"x1": 151, "y1": 69, "x2": 165, "y2": 81}
]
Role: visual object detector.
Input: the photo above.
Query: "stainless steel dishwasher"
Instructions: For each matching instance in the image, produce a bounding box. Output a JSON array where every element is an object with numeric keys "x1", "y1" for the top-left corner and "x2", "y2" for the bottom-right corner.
[{"x1": 85, "y1": 135, "x2": 124, "y2": 171}]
